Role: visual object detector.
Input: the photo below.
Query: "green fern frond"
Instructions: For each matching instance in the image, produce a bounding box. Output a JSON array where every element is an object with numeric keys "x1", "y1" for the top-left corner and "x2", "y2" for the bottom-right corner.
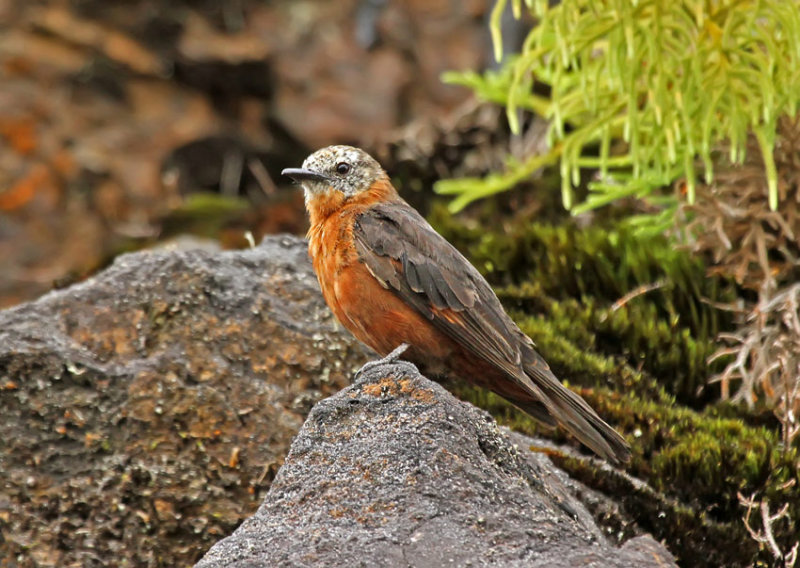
[{"x1": 439, "y1": 0, "x2": 800, "y2": 214}]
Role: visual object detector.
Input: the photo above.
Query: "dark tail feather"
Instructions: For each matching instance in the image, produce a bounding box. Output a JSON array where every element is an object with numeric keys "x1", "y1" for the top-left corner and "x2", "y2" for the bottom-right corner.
[
  {"x1": 518, "y1": 384, "x2": 631, "y2": 465},
  {"x1": 517, "y1": 356, "x2": 631, "y2": 465}
]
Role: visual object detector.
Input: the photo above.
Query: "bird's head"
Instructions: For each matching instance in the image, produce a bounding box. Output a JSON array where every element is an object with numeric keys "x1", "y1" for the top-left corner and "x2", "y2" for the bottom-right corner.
[{"x1": 282, "y1": 146, "x2": 392, "y2": 214}]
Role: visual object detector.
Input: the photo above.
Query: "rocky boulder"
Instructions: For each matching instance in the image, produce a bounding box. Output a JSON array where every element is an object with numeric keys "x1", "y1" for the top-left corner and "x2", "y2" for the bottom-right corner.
[
  {"x1": 0, "y1": 233, "x2": 675, "y2": 567},
  {"x1": 0, "y1": 236, "x2": 368, "y2": 567},
  {"x1": 195, "y1": 359, "x2": 676, "y2": 568}
]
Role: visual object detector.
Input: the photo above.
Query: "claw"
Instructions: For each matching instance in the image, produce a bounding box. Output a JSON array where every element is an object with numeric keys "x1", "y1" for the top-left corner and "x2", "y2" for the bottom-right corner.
[
  {"x1": 354, "y1": 343, "x2": 415, "y2": 383},
  {"x1": 382, "y1": 343, "x2": 410, "y2": 362}
]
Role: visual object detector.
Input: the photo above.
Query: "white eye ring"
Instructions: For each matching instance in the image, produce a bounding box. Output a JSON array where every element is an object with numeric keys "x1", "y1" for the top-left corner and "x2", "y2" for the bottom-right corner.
[{"x1": 336, "y1": 162, "x2": 351, "y2": 175}]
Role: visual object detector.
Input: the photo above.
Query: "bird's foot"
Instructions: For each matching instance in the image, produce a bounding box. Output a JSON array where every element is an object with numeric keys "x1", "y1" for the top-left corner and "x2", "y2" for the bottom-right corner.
[{"x1": 354, "y1": 343, "x2": 417, "y2": 384}]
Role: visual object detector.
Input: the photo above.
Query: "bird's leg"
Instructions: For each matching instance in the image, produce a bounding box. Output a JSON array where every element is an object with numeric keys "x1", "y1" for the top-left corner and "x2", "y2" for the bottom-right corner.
[{"x1": 354, "y1": 343, "x2": 417, "y2": 384}]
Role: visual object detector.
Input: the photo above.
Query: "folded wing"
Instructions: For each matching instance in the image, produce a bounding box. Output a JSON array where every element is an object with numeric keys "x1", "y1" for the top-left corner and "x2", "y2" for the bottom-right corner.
[{"x1": 352, "y1": 200, "x2": 630, "y2": 464}]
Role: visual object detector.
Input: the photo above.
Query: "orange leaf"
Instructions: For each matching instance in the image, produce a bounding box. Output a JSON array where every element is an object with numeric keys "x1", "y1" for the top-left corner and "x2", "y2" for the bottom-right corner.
[
  {"x1": 0, "y1": 167, "x2": 50, "y2": 210},
  {"x1": 0, "y1": 117, "x2": 37, "y2": 155}
]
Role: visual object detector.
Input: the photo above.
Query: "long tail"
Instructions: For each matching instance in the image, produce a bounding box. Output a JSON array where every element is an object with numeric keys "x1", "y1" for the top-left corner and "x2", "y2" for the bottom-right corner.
[{"x1": 517, "y1": 351, "x2": 631, "y2": 465}]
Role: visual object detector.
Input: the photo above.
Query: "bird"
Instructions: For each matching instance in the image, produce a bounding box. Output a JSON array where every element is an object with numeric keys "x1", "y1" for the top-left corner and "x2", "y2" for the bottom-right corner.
[{"x1": 282, "y1": 145, "x2": 631, "y2": 465}]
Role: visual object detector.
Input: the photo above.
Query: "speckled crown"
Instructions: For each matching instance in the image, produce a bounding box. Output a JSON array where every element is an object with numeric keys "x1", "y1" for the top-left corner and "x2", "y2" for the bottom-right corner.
[{"x1": 301, "y1": 145, "x2": 385, "y2": 196}]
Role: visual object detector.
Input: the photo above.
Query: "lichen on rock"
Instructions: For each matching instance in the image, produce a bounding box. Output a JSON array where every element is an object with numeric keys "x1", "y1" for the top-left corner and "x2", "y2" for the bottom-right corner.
[{"x1": 196, "y1": 359, "x2": 675, "y2": 568}]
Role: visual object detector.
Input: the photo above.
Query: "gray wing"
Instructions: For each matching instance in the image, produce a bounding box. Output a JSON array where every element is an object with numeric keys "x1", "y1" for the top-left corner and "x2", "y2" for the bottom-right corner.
[
  {"x1": 352, "y1": 200, "x2": 631, "y2": 464},
  {"x1": 352, "y1": 201, "x2": 531, "y2": 381}
]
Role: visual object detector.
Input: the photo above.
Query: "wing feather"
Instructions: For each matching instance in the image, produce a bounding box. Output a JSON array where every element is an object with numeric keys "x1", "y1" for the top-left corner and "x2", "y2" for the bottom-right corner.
[
  {"x1": 353, "y1": 202, "x2": 524, "y2": 378},
  {"x1": 352, "y1": 201, "x2": 631, "y2": 464}
]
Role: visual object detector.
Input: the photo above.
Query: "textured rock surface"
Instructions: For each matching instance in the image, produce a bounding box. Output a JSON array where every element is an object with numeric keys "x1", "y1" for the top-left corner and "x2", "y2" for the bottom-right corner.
[
  {"x1": 0, "y1": 231, "x2": 677, "y2": 567},
  {"x1": 0, "y1": 235, "x2": 369, "y2": 567},
  {"x1": 196, "y1": 361, "x2": 677, "y2": 568}
]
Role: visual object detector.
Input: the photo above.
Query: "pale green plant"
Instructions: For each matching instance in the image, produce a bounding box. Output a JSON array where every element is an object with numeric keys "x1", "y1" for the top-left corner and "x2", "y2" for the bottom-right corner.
[{"x1": 437, "y1": 0, "x2": 800, "y2": 214}]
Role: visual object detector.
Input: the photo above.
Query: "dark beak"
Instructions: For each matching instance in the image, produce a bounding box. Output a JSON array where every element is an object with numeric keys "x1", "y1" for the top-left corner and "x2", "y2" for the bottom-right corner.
[{"x1": 281, "y1": 168, "x2": 331, "y2": 184}]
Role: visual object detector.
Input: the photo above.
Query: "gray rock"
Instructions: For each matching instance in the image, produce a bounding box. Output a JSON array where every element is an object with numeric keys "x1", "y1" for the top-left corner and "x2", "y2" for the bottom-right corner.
[
  {"x1": 196, "y1": 360, "x2": 676, "y2": 568},
  {"x1": 0, "y1": 232, "x2": 675, "y2": 567},
  {"x1": 0, "y1": 235, "x2": 369, "y2": 567}
]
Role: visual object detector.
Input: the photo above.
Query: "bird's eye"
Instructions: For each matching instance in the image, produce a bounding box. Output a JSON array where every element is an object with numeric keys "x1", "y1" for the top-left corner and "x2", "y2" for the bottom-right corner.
[{"x1": 335, "y1": 162, "x2": 351, "y2": 175}]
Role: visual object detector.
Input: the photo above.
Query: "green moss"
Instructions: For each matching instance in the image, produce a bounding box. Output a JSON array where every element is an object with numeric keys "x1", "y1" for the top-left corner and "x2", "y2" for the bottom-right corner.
[
  {"x1": 431, "y1": 204, "x2": 798, "y2": 566},
  {"x1": 430, "y1": 202, "x2": 737, "y2": 404},
  {"x1": 511, "y1": 311, "x2": 665, "y2": 401},
  {"x1": 160, "y1": 193, "x2": 251, "y2": 238},
  {"x1": 453, "y1": 358, "x2": 797, "y2": 567},
  {"x1": 556, "y1": 450, "x2": 757, "y2": 567}
]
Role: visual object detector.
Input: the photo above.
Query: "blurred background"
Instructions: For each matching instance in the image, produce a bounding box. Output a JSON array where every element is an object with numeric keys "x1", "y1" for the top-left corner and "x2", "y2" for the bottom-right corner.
[
  {"x1": 0, "y1": 0, "x2": 504, "y2": 308},
  {"x1": 4, "y1": 2, "x2": 800, "y2": 566}
]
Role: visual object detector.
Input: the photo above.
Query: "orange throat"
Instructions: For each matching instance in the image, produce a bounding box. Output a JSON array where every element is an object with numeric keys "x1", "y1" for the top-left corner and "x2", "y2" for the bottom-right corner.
[
  {"x1": 305, "y1": 177, "x2": 399, "y2": 292},
  {"x1": 305, "y1": 177, "x2": 398, "y2": 231}
]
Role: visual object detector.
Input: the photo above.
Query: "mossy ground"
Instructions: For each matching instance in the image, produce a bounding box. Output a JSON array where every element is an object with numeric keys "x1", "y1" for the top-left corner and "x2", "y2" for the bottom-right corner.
[{"x1": 428, "y1": 203, "x2": 799, "y2": 568}]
